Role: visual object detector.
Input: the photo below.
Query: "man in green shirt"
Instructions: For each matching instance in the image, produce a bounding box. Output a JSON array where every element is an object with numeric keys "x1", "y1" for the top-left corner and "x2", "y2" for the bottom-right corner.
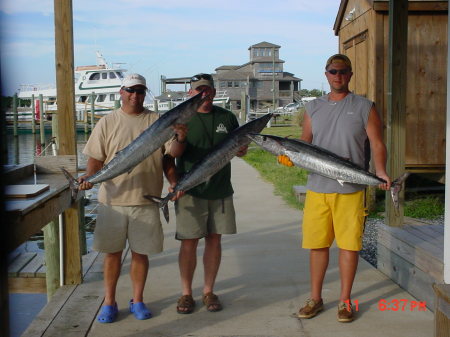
[{"x1": 168, "y1": 73, "x2": 247, "y2": 314}]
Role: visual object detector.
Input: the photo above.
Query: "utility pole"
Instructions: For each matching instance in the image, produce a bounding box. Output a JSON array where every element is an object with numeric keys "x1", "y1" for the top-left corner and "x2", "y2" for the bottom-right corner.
[{"x1": 272, "y1": 47, "x2": 276, "y2": 111}]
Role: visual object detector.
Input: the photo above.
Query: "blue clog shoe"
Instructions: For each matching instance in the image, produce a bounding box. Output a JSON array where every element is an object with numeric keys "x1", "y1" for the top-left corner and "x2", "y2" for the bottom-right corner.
[{"x1": 129, "y1": 299, "x2": 152, "y2": 320}]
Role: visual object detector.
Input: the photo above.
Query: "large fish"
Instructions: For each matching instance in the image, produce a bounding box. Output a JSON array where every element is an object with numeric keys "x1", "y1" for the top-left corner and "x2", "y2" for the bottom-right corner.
[
  {"x1": 61, "y1": 91, "x2": 206, "y2": 196},
  {"x1": 147, "y1": 113, "x2": 273, "y2": 222},
  {"x1": 247, "y1": 133, "x2": 409, "y2": 213}
]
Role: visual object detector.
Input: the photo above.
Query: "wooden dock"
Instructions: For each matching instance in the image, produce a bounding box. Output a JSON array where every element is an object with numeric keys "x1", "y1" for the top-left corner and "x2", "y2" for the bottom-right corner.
[{"x1": 377, "y1": 217, "x2": 444, "y2": 310}]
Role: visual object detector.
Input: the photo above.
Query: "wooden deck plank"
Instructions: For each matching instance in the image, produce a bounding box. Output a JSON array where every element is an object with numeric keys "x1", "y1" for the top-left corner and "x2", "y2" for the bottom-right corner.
[
  {"x1": 377, "y1": 243, "x2": 437, "y2": 310},
  {"x1": 378, "y1": 223, "x2": 443, "y2": 258},
  {"x1": 403, "y1": 225, "x2": 444, "y2": 248},
  {"x1": 8, "y1": 252, "x2": 37, "y2": 277},
  {"x1": 8, "y1": 277, "x2": 46, "y2": 293},
  {"x1": 20, "y1": 253, "x2": 45, "y2": 277},
  {"x1": 378, "y1": 224, "x2": 444, "y2": 282},
  {"x1": 21, "y1": 285, "x2": 77, "y2": 337}
]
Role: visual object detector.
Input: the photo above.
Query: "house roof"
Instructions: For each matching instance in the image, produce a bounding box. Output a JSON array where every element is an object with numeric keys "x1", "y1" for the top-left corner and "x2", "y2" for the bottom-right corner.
[
  {"x1": 249, "y1": 41, "x2": 281, "y2": 49},
  {"x1": 216, "y1": 70, "x2": 254, "y2": 80},
  {"x1": 250, "y1": 57, "x2": 285, "y2": 63}
]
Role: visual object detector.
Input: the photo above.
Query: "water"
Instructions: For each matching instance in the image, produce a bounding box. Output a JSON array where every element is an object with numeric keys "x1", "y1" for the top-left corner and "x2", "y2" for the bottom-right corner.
[{"x1": 6, "y1": 130, "x2": 90, "y2": 165}]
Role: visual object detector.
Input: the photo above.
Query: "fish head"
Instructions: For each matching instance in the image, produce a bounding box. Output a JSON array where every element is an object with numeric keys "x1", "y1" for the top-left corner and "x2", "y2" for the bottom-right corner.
[{"x1": 247, "y1": 133, "x2": 284, "y2": 155}]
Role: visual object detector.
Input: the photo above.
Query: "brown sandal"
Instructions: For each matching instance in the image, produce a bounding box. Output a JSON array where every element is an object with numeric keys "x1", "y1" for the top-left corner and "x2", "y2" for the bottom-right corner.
[
  {"x1": 203, "y1": 292, "x2": 223, "y2": 312},
  {"x1": 177, "y1": 295, "x2": 195, "y2": 314}
]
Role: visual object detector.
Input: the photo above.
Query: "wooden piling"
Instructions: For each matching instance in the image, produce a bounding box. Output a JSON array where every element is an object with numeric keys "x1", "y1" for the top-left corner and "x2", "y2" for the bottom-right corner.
[
  {"x1": 39, "y1": 94, "x2": 45, "y2": 152},
  {"x1": 43, "y1": 220, "x2": 60, "y2": 300},
  {"x1": 31, "y1": 94, "x2": 36, "y2": 134},
  {"x1": 12, "y1": 93, "x2": 18, "y2": 137},
  {"x1": 54, "y1": 0, "x2": 82, "y2": 286}
]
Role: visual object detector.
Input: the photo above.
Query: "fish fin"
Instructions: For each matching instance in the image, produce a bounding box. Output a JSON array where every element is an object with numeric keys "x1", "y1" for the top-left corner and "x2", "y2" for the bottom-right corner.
[
  {"x1": 162, "y1": 204, "x2": 169, "y2": 223},
  {"x1": 337, "y1": 179, "x2": 345, "y2": 186},
  {"x1": 60, "y1": 167, "x2": 79, "y2": 200},
  {"x1": 389, "y1": 172, "x2": 410, "y2": 215},
  {"x1": 144, "y1": 195, "x2": 170, "y2": 223}
]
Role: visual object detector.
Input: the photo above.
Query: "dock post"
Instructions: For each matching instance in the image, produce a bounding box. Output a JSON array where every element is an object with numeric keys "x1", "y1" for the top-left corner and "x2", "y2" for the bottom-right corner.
[
  {"x1": 43, "y1": 220, "x2": 60, "y2": 299},
  {"x1": 90, "y1": 92, "x2": 95, "y2": 131},
  {"x1": 54, "y1": 0, "x2": 83, "y2": 286},
  {"x1": 39, "y1": 94, "x2": 45, "y2": 153},
  {"x1": 154, "y1": 99, "x2": 159, "y2": 113},
  {"x1": 31, "y1": 94, "x2": 36, "y2": 134},
  {"x1": 13, "y1": 93, "x2": 18, "y2": 136},
  {"x1": 84, "y1": 105, "x2": 88, "y2": 134}
]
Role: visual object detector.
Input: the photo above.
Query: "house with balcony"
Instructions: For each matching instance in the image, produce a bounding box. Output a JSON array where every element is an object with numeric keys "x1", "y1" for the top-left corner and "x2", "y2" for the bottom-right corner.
[{"x1": 159, "y1": 42, "x2": 302, "y2": 111}]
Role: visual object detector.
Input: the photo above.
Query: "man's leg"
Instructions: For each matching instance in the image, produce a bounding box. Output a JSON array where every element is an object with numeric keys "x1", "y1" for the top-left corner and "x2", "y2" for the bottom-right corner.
[
  {"x1": 310, "y1": 247, "x2": 329, "y2": 301},
  {"x1": 130, "y1": 251, "x2": 149, "y2": 303},
  {"x1": 103, "y1": 251, "x2": 123, "y2": 306},
  {"x1": 177, "y1": 238, "x2": 199, "y2": 313},
  {"x1": 203, "y1": 233, "x2": 222, "y2": 295},
  {"x1": 338, "y1": 248, "x2": 359, "y2": 302}
]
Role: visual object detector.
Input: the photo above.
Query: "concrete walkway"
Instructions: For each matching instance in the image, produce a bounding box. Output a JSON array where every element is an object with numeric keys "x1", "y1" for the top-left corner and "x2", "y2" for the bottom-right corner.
[{"x1": 88, "y1": 158, "x2": 433, "y2": 337}]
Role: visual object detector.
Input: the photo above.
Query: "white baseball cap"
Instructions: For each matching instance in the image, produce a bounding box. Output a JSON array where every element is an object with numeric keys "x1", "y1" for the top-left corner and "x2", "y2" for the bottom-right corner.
[{"x1": 122, "y1": 73, "x2": 147, "y2": 89}]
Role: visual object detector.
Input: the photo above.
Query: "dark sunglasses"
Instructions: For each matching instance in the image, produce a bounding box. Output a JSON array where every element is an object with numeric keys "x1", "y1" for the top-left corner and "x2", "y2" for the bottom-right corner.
[
  {"x1": 327, "y1": 69, "x2": 351, "y2": 75},
  {"x1": 191, "y1": 73, "x2": 213, "y2": 82},
  {"x1": 123, "y1": 87, "x2": 146, "y2": 94}
]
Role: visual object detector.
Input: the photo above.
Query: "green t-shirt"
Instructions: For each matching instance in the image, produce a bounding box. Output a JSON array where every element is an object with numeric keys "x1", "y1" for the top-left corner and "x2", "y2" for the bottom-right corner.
[{"x1": 177, "y1": 105, "x2": 240, "y2": 199}]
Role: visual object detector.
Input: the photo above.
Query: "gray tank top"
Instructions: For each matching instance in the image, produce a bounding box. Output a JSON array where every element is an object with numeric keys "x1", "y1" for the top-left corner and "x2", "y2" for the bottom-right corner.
[{"x1": 304, "y1": 93, "x2": 373, "y2": 194}]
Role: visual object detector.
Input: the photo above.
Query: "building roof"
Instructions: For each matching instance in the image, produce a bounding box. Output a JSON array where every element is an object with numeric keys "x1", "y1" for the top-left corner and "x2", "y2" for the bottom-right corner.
[
  {"x1": 250, "y1": 57, "x2": 285, "y2": 63},
  {"x1": 249, "y1": 41, "x2": 281, "y2": 49},
  {"x1": 216, "y1": 70, "x2": 254, "y2": 81}
]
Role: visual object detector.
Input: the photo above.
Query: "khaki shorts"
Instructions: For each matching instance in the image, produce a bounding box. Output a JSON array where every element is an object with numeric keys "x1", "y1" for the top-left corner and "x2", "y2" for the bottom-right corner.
[
  {"x1": 302, "y1": 190, "x2": 367, "y2": 251},
  {"x1": 93, "y1": 203, "x2": 163, "y2": 256},
  {"x1": 174, "y1": 194, "x2": 237, "y2": 240}
]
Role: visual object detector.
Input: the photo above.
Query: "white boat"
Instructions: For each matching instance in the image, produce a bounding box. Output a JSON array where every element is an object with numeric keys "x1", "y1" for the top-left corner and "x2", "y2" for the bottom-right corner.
[{"x1": 16, "y1": 52, "x2": 133, "y2": 121}]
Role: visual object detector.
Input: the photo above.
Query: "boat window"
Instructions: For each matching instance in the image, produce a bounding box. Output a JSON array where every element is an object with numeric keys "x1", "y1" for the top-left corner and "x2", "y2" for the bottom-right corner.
[
  {"x1": 97, "y1": 94, "x2": 106, "y2": 102},
  {"x1": 89, "y1": 73, "x2": 100, "y2": 80},
  {"x1": 79, "y1": 96, "x2": 87, "y2": 103},
  {"x1": 109, "y1": 72, "x2": 117, "y2": 79},
  {"x1": 110, "y1": 94, "x2": 116, "y2": 101},
  {"x1": 116, "y1": 72, "x2": 124, "y2": 79},
  {"x1": 102, "y1": 73, "x2": 107, "y2": 79}
]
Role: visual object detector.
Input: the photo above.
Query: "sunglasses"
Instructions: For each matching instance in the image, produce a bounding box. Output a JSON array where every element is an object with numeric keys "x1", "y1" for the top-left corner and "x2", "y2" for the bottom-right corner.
[
  {"x1": 123, "y1": 87, "x2": 146, "y2": 95},
  {"x1": 327, "y1": 69, "x2": 351, "y2": 75},
  {"x1": 191, "y1": 74, "x2": 213, "y2": 82}
]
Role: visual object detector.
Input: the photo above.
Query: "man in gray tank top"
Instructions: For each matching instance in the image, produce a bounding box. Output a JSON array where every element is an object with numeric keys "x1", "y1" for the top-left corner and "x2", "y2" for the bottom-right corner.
[{"x1": 296, "y1": 54, "x2": 391, "y2": 322}]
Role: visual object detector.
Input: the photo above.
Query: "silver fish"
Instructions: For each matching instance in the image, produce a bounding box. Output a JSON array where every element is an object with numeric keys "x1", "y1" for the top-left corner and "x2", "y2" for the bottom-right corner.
[
  {"x1": 61, "y1": 91, "x2": 206, "y2": 196},
  {"x1": 147, "y1": 113, "x2": 273, "y2": 222},
  {"x1": 247, "y1": 133, "x2": 409, "y2": 213}
]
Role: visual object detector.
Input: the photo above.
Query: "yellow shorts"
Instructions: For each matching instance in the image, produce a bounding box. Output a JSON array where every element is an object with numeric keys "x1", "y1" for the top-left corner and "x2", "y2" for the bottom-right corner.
[{"x1": 301, "y1": 190, "x2": 367, "y2": 251}]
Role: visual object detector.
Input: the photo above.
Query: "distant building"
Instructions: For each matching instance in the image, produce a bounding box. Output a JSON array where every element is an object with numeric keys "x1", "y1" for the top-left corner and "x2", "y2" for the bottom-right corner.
[{"x1": 159, "y1": 42, "x2": 302, "y2": 111}]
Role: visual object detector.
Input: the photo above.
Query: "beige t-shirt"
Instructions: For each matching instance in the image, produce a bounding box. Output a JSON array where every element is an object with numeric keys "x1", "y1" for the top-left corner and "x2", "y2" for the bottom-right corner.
[{"x1": 83, "y1": 108, "x2": 165, "y2": 206}]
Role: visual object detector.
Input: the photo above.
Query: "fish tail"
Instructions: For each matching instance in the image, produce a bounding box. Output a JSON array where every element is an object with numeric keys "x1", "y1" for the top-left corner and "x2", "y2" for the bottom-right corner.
[
  {"x1": 60, "y1": 167, "x2": 79, "y2": 200},
  {"x1": 144, "y1": 195, "x2": 171, "y2": 223},
  {"x1": 389, "y1": 172, "x2": 410, "y2": 215}
]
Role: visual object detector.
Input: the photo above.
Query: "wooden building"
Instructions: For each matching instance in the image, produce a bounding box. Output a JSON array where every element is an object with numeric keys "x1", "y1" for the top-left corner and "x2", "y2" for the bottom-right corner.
[{"x1": 334, "y1": 0, "x2": 447, "y2": 175}]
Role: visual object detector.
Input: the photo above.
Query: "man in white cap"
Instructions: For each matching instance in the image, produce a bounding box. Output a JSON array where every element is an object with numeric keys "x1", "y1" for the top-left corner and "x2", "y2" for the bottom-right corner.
[{"x1": 78, "y1": 73, "x2": 186, "y2": 323}]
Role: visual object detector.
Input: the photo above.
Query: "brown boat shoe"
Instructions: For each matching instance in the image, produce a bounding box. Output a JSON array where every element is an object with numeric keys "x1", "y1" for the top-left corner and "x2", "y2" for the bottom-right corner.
[
  {"x1": 337, "y1": 301, "x2": 354, "y2": 322},
  {"x1": 298, "y1": 298, "x2": 324, "y2": 319}
]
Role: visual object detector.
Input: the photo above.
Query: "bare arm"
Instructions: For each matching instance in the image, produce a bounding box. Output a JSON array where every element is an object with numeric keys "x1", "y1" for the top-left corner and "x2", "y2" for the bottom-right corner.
[
  {"x1": 366, "y1": 105, "x2": 391, "y2": 190},
  {"x1": 162, "y1": 154, "x2": 184, "y2": 200},
  {"x1": 78, "y1": 157, "x2": 103, "y2": 190},
  {"x1": 167, "y1": 124, "x2": 188, "y2": 158},
  {"x1": 300, "y1": 112, "x2": 313, "y2": 143}
]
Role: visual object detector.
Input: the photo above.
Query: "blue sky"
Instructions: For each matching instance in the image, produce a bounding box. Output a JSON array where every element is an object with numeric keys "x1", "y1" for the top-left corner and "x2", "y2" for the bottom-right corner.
[{"x1": 0, "y1": 0, "x2": 340, "y2": 97}]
